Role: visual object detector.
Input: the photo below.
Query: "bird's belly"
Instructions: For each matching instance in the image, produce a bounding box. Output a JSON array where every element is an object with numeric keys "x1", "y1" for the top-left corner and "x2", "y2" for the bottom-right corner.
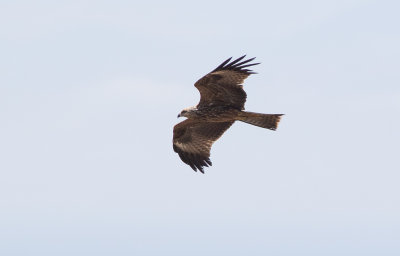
[{"x1": 194, "y1": 108, "x2": 240, "y2": 122}]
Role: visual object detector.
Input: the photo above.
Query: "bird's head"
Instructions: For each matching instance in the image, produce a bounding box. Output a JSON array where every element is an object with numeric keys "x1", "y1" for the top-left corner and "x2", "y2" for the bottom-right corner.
[{"x1": 178, "y1": 106, "x2": 197, "y2": 118}]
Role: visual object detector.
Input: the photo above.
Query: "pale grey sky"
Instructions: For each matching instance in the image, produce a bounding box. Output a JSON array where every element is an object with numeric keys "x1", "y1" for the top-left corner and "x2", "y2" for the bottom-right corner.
[{"x1": 1, "y1": 1, "x2": 399, "y2": 255}]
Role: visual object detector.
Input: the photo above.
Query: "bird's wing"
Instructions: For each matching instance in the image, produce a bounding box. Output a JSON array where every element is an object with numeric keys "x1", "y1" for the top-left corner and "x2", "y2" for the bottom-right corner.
[
  {"x1": 173, "y1": 119, "x2": 234, "y2": 173},
  {"x1": 194, "y1": 55, "x2": 259, "y2": 110}
]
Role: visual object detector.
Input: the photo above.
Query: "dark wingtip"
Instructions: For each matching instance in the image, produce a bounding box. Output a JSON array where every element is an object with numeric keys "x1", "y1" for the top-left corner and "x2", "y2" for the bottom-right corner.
[
  {"x1": 213, "y1": 57, "x2": 232, "y2": 71},
  {"x1": 225, "y1": 55, "x2": 246, "y2": 67},
  {"x1": 189, "y1": 164, "x2": 197, "y2": 172},
  {"x1": 212, "y1": 55, "x2": 260, "y2": 74},
  {"x1": 174, "y1": 147, "x2": 212, "y2": 173}
]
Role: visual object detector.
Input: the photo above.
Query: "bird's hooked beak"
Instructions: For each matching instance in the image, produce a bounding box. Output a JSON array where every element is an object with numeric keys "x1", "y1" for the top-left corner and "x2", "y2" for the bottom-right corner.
[{"x1": 177, "y1": 113, "x2": 181, "y2": 118}]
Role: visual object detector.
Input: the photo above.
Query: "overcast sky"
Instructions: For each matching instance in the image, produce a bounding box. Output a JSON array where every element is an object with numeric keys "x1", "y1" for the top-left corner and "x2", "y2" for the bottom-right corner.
[{"x1": 1, "y1": 1, "x2": 400, "y2": 255}]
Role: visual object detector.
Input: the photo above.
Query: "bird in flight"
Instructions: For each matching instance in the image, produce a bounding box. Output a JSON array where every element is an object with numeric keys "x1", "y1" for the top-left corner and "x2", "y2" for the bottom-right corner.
[{"x1": 173, "y1": 55, "x2": 283, "y2": 173}]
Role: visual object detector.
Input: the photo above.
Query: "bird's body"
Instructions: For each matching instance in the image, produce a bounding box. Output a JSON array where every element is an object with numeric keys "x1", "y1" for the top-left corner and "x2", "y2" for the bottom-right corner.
[
  {"x1": 180, "y1": 106, "x2": 240, "y2": 121},
  {"x1": 173, "y1": 56, "x2": 283, "y2": 173}
]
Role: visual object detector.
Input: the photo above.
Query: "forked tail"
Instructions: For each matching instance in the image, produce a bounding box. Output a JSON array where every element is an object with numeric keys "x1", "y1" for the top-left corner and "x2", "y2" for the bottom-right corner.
[{"x1": 238, "y1": 111, "x2": 283, "y2": 130}]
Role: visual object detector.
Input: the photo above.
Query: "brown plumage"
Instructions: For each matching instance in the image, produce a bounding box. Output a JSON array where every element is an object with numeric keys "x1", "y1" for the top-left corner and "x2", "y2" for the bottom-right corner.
[{"x1": 173, "y1": 55, "x2": 283, "y2": 173}]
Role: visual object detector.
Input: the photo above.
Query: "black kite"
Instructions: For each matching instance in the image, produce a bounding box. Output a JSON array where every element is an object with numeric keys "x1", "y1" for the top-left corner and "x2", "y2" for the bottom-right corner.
[{"x1": 173, "y1": 56, "x2": 283, "y2": 173}]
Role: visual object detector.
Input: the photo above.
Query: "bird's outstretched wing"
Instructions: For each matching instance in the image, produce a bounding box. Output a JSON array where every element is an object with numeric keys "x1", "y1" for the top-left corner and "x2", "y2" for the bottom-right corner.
[
  {"x1": 173, "y1": 119, "x2": 234, "y2": 173},
  {"x1": 194, "y1": 55, "x2": 259, "y2": 110}
]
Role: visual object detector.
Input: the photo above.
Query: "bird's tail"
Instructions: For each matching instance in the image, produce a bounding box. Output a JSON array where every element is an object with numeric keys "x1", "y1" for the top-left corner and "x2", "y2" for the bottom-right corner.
[{"x1": 238, "y1": 111, "x2": 283, "y2": 130}]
